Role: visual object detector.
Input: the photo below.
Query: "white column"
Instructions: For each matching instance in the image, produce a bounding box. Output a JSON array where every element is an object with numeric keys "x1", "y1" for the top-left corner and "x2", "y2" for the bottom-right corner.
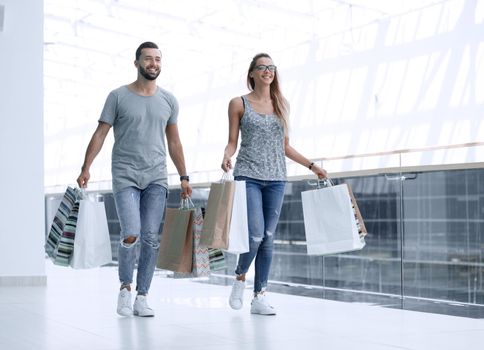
[{"x1": 0, "y1": 0, "x2": 46, "y2": 286}]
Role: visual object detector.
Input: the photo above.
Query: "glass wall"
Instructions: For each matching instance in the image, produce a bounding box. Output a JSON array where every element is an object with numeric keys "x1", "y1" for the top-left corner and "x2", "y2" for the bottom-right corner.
[
  {"x1": 45, "y1": 166, "x2": 484, "y2": 317},
  {"x1": 267, "y1": 168, "x2": 484, "y2": 317},
  {"x1": 401, "y1": 169, "x2": 484, "y2": 314}
]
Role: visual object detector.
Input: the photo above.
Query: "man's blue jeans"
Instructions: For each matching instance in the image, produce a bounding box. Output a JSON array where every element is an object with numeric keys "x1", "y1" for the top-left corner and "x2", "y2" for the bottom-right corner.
[
  {"x1": 234, "y1": 176, "x2": 286, "y2": 293},
  {"x1": 114, "y1": 184, "x2": 167, "y2": 294}
]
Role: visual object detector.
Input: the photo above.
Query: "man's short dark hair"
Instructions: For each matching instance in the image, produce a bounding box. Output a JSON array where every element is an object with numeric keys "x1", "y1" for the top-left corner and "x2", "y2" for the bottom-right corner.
[{"x1": 135, "y1": 42, "x2": 159, "y2": 61}]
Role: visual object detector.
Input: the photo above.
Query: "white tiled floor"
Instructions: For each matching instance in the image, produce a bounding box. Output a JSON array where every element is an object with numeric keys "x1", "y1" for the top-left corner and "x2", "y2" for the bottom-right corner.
[{"x1": 1, "y1": 262, "x2": 484, "y2": 350}]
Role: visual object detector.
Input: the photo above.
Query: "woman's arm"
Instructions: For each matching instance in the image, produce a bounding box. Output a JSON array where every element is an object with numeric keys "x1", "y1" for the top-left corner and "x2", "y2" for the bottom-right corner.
[
  {"x1": 221, "y1": 97, "x2": 244, "y2": 172},
  {"x1": 285, "y1": 137, "x2": 328, "y2": 179}
]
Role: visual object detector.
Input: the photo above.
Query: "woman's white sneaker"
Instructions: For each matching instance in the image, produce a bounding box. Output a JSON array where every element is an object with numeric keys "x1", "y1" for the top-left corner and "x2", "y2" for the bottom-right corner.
[
  {"x1": 133, "y1": 295, "x2": 155, "y2": 317},
  {"x1": 117, "y1": 288, "x2": 133, "y2": 316},
  {"x1": 250, "y1": 293, "x2": 276, "y2": 315},
  {"x1": 229, "y1": 280, "x2": 246, "y2": 310}
]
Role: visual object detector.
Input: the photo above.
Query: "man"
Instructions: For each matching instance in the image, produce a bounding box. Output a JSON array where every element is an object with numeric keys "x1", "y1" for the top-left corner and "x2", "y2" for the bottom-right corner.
[{"x1": 77, "y1": 41, "x2": 192, "y2": 317}]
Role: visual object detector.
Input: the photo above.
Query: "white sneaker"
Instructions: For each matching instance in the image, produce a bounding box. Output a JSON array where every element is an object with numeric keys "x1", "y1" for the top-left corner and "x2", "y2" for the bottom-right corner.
[
  {"x1": 133, "y1": 295, "x2": 155, "y2": 317},
  {"x1": 229, "y1": 280, "x2": 246, "y2": 310},
  {"x1": 117, "y1": 288, "x2": 133, "y2": 316},
  {"x1": 250, "y1": 293, "x2": 276, "y2": 315}
]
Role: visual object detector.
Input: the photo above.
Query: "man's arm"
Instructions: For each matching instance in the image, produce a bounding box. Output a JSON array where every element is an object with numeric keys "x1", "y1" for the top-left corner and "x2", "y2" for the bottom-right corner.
[
  {"x1": 166, "y1": 123, "x2": 192, "y2": 198},
  {"x1": 77, "y1": 121, "x2": 111, "y2": 188}
]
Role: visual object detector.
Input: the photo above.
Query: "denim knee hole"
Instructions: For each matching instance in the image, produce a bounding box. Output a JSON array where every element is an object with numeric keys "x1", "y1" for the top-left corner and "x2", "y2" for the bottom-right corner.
[
  {"x1": 120, "y1": 236, "x2": 139, "y2": 248},
  {"x1": 251, "y1": 236, "x2": 263, "y2": 243},
  {"x1": 142, "y1": 233, "x2": 160, "y2": 249}
]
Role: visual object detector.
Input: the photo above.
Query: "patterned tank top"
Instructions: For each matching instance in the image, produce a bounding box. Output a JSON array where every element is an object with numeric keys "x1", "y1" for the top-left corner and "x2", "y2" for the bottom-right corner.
[{"x1": 233, "y1": 95, "x2": 287, "y2": 181}]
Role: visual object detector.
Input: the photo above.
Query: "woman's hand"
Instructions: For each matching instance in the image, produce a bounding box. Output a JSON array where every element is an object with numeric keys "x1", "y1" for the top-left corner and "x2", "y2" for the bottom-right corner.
[
  {"x1": 221, "y1": 157, "x2": 232, "y2": 172},
  {"x1": 311, "y1": 164, "x2": 328, "y2": 179}
]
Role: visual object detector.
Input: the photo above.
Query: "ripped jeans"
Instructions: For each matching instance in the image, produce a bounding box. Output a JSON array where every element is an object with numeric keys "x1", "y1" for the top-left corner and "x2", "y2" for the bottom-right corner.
[
  {"x1": 114, "y1": 184, "x2": 167, "y2": 294},
  {"x1": 234, "y1": 176, "x2": 286, "y2": 293}
]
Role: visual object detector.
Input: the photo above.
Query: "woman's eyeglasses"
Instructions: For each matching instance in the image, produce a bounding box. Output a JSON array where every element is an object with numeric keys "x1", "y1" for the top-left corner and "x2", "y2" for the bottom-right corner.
[{"x1": 253, "y1": 65, "x2": 277, "y2": 72}]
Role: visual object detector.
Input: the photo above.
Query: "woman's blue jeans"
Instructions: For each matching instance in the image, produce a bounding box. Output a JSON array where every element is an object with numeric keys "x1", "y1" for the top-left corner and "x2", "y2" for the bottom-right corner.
[
  {"x1": 234, "y1": 176, "x2": 286, "y2": 293},
  {"x1": 114, "y1": 184, "x2": 167, "y2": 295}
]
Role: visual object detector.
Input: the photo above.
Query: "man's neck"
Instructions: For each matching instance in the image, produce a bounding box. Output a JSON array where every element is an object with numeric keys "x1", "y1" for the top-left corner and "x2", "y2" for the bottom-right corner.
[{"x1": 129, "y1": 79, "x2": 157, "y2": 96}]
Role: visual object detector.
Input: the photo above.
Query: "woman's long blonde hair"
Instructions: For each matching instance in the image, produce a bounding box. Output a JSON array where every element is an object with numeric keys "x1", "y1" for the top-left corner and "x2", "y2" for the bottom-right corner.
[{"x1": 247, "y1": 53, "x2": 289, "y2": 136}]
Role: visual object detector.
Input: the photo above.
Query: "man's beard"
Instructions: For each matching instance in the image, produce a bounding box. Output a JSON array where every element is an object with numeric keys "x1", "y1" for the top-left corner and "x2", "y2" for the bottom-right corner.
[{"x1": 139, "y1": 66, "x2": 160, "y2": 81}]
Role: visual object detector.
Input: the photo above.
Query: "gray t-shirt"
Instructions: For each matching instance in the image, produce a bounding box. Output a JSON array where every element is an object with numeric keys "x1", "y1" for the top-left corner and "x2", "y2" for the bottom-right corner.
[
  {"x1": 234, "y1": 95, "x2": 287, "y2": 181},
  {"x1": 99, "y1": 85, "x2": 178, "y2": 193}
]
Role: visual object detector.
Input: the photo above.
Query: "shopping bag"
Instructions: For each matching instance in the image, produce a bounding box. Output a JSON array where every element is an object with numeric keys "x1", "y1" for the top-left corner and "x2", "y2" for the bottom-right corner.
[
  {"x1": 157, "y1": 204, "x2": 195, "y2": 273},
  {"x1": 199, "y1": 206, "x2": 226, "y2": 271},
  {"x1": 174, "y1": 207, "x2": 210, "y2": 278},
  {"x1": 70, "y1": 194, "x2": 112, "y2": 269},
  {"x1": 208, "y1": 248, "x2": 226, "y2": 271},
  {"x1": 223, "y1": 180, "x2": 249, "y2": 254},
  {"x1": 45, "y1": 186, "x2": 81, "y2": 265},
  {"x1": 347, "y1": 184, "x2": 367, "y2": 237},
  {"x1": 302, "y1": 182, "x2": 366, "y2": 255},
  {"x1": 54, "y1": 201, "x2": 80, "y2": 266},
  {"x1": 200, "y1": 180, "x2": 236, "y2": 249}
]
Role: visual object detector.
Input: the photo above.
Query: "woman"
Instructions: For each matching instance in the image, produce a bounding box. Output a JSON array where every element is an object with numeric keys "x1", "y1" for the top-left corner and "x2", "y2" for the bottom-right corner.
[{"x1": 221, "y1": 53, "x2": 327, "y2": 315}]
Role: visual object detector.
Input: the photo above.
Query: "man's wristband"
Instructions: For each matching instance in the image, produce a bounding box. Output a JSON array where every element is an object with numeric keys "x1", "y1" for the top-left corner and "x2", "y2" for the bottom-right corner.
[{"x1": 180, "y1": 175, "x2": 190, "y2": 182}]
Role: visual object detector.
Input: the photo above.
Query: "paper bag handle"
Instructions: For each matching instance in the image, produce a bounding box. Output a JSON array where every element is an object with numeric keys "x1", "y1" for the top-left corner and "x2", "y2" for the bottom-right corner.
[
  {"x1": 179, "y1": 197, "x2": 195, "y2": 210},
  {"x1": 220, "y1": 171, "x2": 234, "y2": 183},
  {"x1": 307, "y1": 178, "x2": 334, "y2": 188}
]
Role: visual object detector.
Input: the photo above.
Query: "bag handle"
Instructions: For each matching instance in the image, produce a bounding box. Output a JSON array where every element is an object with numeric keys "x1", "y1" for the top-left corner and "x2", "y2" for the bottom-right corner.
[
  {"x1": 179, "y1": 197, "x2": 195, "y2": 210},
  {"x1": 77, "y1": 188, "x2": 104, "y2": 202},
  {"x1": 220, "y1": 170, "x2": 234, "y2": 183},
  {"x1": 70, "y1": 187, "x2": 84, "y2": 200},
  {"x1": 79, "y1": 188, "x2": 89, "y2": 199},
  {"x1": 307, "y1": 178, "x2": 334, "y2": 188}
]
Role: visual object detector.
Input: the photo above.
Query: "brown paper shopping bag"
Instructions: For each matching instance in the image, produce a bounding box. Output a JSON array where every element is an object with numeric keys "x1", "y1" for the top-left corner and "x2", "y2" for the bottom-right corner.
[
  {"x1": 200, "y1": 181, "x2": 235, "y2": 249},
  {"x1": 346, "y1": 184, "x2": 367, "y2": 237},
  {"x1": 157, "y1": 207, "x2": 194, "y2": 273},
  {"x1": 174, "y1": 207, "x2": 211, "y2": 278}
]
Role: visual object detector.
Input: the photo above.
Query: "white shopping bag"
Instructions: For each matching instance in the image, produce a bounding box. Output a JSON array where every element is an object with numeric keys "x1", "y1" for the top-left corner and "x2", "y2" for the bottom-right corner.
[
  {"x1": 70, "y1": 195, "x2": 112, "y2": 269},
  {"x1": 302, "y1": 183, "x2": 366, "y2": 255},
  {"x1": 224, "y1": 180, "x2": 249, "y2": 254}
]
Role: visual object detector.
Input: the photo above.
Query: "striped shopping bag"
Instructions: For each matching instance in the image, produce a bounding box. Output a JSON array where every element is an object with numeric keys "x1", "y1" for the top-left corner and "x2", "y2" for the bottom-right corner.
[
  {"x1": 45, "y1": 186, "x2": 81, "y2": 266},
  {"x1": 208, "y1": 248, "x2": 226, "y2": 271}
]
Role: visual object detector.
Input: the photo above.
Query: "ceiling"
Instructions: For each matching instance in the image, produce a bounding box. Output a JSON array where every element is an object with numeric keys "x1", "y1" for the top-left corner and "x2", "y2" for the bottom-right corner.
[
  {"x1": 44, "y1": 0, "x2": 444, "y2": 84},
  {"x1": 43, "y1": 0, "x2": 474, "y2": 188}
]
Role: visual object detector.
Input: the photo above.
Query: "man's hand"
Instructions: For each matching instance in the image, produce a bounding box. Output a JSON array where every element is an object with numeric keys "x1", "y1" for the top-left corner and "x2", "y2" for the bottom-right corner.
[
  {"x1": 180, "y1": 180, "x2": 192, "y2": 199},
  {"x1": 77, "y1": 169, "x2": 90, "y2": 188}
]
